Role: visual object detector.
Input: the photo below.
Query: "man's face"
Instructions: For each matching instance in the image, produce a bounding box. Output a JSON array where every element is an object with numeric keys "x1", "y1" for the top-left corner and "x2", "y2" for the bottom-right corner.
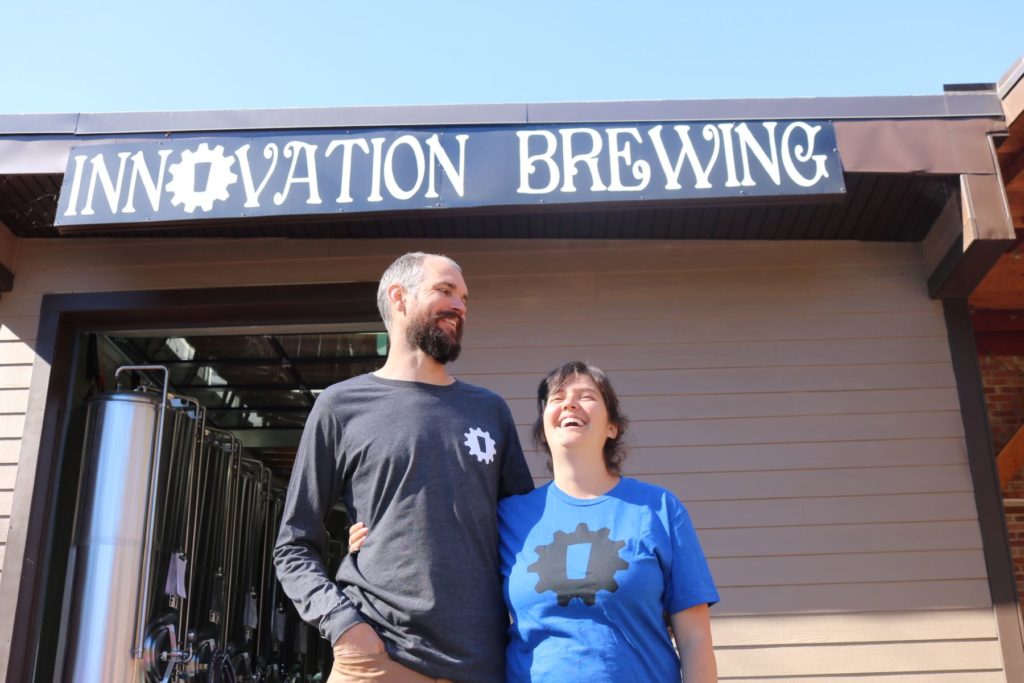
[{"x1": 403, "y1": 257, "x2": 468, "y2": 364}]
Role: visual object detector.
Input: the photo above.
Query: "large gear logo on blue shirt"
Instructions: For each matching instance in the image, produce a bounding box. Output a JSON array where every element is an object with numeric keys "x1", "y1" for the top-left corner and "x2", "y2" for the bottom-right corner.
[{"x1": 528, "y1": 523, "x2": 629, "y2": 606}]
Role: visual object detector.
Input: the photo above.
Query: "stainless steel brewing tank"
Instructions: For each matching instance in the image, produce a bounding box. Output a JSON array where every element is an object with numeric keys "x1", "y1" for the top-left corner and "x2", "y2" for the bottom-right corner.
[{"x1": 63, "y1": 391, "x2": 165, "y2": 683}]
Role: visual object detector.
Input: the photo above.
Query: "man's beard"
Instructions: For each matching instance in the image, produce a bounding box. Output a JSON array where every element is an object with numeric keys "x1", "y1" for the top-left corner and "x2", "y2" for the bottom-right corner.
[{"x1": 407, "y1": 311, "x2": 463, "y2": 364}]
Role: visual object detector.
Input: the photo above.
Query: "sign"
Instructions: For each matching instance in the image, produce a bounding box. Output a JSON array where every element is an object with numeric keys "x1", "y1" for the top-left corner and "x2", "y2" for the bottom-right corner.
[{"x1": 55, "y1": 120, "x2": 844, "y2": 228}]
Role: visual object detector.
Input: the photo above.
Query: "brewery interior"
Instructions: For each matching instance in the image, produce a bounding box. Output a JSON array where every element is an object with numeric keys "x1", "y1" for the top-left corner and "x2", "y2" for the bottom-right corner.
[{"x1": 48, "y1": 326, "x2": 388, "y2": 683}]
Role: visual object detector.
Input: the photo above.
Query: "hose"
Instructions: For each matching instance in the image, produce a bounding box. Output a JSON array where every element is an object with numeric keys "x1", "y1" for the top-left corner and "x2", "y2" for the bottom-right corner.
[{"x1": 208, "y1": 649, "x2": 237, "y2": 683}]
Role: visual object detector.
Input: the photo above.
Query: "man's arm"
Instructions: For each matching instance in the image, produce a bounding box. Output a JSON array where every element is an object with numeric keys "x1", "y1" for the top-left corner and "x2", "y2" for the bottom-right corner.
[
  {"x1": 498, "y1": 401, "x2": 535, "y2": 497},
  {"x1": 671, "y1": 604, "x2": 718, "y2": 683},
  {"x1": 273, "y1": 398, "x2": 364, "y2": 646}
]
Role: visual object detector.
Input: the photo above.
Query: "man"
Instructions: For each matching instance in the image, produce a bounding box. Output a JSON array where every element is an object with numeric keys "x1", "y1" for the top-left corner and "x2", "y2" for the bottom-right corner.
[{"x1": 274, "y1": 252, "x2": 534, "y2": 683}]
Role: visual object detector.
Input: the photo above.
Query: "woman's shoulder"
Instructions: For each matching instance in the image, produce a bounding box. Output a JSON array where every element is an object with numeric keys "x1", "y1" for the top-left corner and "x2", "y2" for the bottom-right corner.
[
  {"x1": 615, "y1": 477, "x2": 692, "y2": 520},
  {"x1": 618, "y1": 477, "x2": 680, "y2": 502}
]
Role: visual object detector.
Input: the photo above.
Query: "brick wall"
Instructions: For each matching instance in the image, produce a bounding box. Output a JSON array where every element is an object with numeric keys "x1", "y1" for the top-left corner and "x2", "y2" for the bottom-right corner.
[
  {"x1": 978, "y1": 352, "x2": 1024, "y2": 608},
  {"x1": 1008, "y1": 505, "x2": 1024, "y2": 610},
  {"x1": 979, "y1": 354, "x2": 1024, "y2": 454}
]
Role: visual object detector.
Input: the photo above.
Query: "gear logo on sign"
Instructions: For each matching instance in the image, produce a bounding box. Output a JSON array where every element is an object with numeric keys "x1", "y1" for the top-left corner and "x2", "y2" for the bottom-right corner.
[
  {"x1": 529, "y1": 523, "x2": 629, "y2": 606},
  {"x1": 166, "y1": 143, "x2": 239, "y2": 213},
  {"x1": 463, "y1": 427, "x2": 496, "y2": 464}
]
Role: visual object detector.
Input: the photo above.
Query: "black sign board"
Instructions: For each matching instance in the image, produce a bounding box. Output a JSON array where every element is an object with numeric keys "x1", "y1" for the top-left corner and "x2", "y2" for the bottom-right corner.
[{"x1": 55, "y1": 120, "x2": 844, "y2": 227}]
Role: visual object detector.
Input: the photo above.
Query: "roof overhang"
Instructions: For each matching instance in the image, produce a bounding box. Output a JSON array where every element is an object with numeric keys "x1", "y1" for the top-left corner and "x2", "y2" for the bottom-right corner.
[
  {"x1": 0, "y1": 89, "x2": 1016, "y2": 302},
  {"x1": 967, "y1": 59, "x2": 1024, "y2": 309},
  {"x1": 0, "y1": 92, "x2": 1007, "y2": 176}
]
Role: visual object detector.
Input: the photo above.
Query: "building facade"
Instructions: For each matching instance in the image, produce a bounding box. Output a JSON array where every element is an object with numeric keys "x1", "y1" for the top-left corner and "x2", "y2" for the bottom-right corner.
[{"x1": 0, "y1": 91, "x2": 1021, "y2": 681}]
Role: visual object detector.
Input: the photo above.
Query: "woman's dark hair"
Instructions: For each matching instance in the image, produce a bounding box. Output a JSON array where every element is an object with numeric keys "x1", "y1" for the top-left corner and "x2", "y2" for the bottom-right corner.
[{"x1": 532, "y1": 361, "x2": 629, "y2": 475}]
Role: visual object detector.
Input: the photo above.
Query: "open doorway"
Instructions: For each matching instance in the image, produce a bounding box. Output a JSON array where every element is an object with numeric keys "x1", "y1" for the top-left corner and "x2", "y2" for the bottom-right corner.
[{"x1": 7, "y1": 282, "x2": 383, "y2": 683}]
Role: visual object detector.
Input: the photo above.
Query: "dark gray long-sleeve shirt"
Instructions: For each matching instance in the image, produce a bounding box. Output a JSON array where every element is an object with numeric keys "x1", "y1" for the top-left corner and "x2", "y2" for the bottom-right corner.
[{"x1": 274, "y1": 373, "x2": 534, "y2": 682}]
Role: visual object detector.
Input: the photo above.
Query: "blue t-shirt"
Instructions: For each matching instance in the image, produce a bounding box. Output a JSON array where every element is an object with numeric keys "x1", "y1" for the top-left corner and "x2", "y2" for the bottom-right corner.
[{"x1": 498, "y1": 478, "x2": 719, "y2": 683}]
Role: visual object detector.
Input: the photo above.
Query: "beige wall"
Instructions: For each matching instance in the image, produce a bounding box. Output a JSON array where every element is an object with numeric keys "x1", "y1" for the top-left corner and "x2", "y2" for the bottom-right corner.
[{"x1": 0, "y1": 237, "x2": 1005, "y2": 681}]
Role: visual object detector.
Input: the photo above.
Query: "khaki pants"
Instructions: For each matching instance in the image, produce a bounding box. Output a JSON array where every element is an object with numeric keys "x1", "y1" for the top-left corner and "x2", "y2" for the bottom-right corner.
[{"x1": 327, "y1": 646, "x2": 455, "y2": 683}]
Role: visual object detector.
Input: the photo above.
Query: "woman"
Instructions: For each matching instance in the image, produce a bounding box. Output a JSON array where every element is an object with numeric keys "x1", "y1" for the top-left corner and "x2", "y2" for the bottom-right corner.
[{"x1": 350, "y1": 361, "x2": 718, "y2": 682}]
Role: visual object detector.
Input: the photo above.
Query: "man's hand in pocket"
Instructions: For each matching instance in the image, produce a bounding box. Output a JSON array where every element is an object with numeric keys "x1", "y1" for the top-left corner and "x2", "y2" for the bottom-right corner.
[{"x1": 334, "y1": 623, "x2": 385, "y2": 655}]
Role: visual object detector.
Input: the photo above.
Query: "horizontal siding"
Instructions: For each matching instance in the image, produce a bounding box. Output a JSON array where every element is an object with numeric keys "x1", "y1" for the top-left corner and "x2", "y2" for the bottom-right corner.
[
  {"x1": 0, "y1": 389, "x2": 30, "y2": 414},
  {"x1": 714, "y1": 550, "x2": 987, "y2": 586},
  {"x1": 634, "y1": 465, "x2": 973, "y2": 501},
  {"x1": 711, "y1": 608, "x2": 995, "y2": 646},
  {"x1": 719, "y1": 579, "x2": 992, "y2": 614},
  {"x1": 0, "y1": 238, "x2": 1004, "y2": 680},
  {"x1": 0, "y1": 332, "x2": 27, "y2": 595},
  {"x1": 0, "y1": 319, "x2": 38, "y2": 345},
  {"x1": 0, "y1": 414, "x2": 25, "y2": 439},
  {"x1": 0, "y1": 465, "x2": 17, "y2": 491},
  {"x1": 0, "y1": 440, "x2": 21, "y2": 464},
  {"x1": 510, "y1": 388, "x2": 962, "y2": 424},
  {"x1": 718, "y1": 640, "x2": 1002, "y2": 678},
  {"x1": 462, "y1": 337, "x2": 955, "y2": 373},
  {"x1": 524, "y1": 437, "x2": 969, "y2": 473},
  {"x1": 690, "y1": 492, "x2": 979, "y2": 528},
  {"x1": 725, "y1": 675, "x2": 1005, "y2": 683},
  {"x1": 478, "y1": 363, "x2": 956, "y2": 398},
  {"x1": 0, "y1": 341, "x2": 34, "y2": 365},
  {"x1": 0, "y1": 365, "x2": 32, "y2": 390},
  {"x1": 700, "y1": 520, "x2": 982, "y2": 558},
  {"x1": 465, "y1": 313, "x2": 950, "y2": 348}
]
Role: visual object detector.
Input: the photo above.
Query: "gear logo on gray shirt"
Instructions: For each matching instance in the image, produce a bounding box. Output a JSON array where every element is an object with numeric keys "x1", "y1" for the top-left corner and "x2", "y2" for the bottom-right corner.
[{"x1": 463, "y1": 427, "x2": 496, "y2": 463}]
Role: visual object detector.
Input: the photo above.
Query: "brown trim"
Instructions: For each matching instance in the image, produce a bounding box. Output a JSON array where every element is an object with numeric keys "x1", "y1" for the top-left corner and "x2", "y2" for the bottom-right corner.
[
  {"x1": 835, "y1": 118, "x2": 1007, "y2": 175},
  {"x1": 972, "y1": 310, "x2": 1024, "y2": 331},
  {"x1": 0, "y1": 93, "x2": 1003, "y2": 138},
  {"x1": 0, "y1": 260, "x2": 12, "y2": 292},
  {"x1": 944, "y1": 299, "x2": 1024, "y2": 679},
  {"x1": 974, "y1": 332, "x2": 1024, "y2": 356},
  {"x1": 0, "y1": 281, "x2": 378, "y2": 683},
  {"x1": 929, "y1": 235, "x2": 1012, "y2": 298}
]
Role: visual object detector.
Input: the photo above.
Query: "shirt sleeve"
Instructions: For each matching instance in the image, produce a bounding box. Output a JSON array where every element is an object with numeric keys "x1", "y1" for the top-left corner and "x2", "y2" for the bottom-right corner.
[
  {"x1": 497, "y1": 401, "x2": 535, "y2": 498},
  {"x1": 663, "y1": 496, "x2": 720, "y2": 614},
  {"x1": 273, "y1": 397, "x2": 363, "y2": 645}
]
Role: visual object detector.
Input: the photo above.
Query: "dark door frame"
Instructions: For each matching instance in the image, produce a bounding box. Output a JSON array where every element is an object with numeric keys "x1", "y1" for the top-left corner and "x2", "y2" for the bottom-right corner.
[{"x1": 0, "y1": 281, "x2": 379, "y2": 683}]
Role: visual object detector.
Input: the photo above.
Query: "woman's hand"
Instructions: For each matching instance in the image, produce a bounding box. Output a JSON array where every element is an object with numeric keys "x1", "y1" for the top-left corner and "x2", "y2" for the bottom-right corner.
[
  {"x1": 670, "y1": 603, "x2": 717, "y2": 682},
  {"x1": 348, "y1": 521, "x2": 368, "y2": 554}
]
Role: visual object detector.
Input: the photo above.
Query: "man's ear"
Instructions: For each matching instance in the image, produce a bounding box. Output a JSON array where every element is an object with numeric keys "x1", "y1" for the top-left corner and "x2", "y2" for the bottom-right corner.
[{"x1": 388, "y1": 283, "x2": 406, "y2": 315}]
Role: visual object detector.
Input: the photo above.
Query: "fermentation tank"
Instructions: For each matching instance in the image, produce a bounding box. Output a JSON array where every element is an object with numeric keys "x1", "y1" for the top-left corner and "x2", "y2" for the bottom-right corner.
[
  {"x1": 58, "y1": 365, "x2": 326, "y2": 682},
  {"x1": 62, "y1": 388, "x2": 168, "y2": 682}
]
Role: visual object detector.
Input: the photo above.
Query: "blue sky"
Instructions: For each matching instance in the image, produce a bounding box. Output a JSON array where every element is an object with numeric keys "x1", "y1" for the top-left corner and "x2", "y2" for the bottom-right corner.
[{"x1": 4, "y1": 1, "x2": 1023, "y2": 114}]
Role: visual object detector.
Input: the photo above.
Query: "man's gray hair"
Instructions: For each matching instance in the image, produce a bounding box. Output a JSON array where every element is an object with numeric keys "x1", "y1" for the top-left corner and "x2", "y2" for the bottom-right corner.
[{"x1": 377, "y1": 252, "x2": 462, "y2": 331}]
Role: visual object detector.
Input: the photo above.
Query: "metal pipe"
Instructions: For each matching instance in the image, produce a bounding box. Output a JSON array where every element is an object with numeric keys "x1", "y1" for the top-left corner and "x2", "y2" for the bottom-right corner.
[
  {"x1": 204, "y1": 427, "x2": 237, "y2": 641},
  {"x1": 181, "y1": 430, "x2": 205, "y2": 642},
  {"x1": 256, "y1": 463, "x2": 272, "y2": 657},
  {"x1": 173, "y1": 394, "x2": 205, "y2": 640},
  {"x1": 113, "y1": 365, "x2": 170, "y2": 661},
  {"x1": 222, "y1": 436, "x2": 244, "y2": 643}
]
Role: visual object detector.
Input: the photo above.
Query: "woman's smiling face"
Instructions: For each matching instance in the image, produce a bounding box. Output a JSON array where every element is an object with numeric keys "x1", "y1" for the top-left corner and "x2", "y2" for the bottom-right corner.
[{"x1": 543, "y1": 374, "x2": 618, "y2": 456}]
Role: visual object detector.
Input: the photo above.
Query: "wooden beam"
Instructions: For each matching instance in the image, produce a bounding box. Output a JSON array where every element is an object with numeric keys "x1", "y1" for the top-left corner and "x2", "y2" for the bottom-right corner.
[
  {"x1": 998, "y1": 424, "x2": 1024, "y2": 491},
  {"x1": 1001, "y1": 146, "x2": 1024, "y2": 188}
]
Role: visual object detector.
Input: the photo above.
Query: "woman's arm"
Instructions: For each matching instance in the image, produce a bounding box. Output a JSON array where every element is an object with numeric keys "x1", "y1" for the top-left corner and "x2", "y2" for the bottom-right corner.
[{"x1": 670, "y1": 603, "x2": 717, "y2": 683}]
